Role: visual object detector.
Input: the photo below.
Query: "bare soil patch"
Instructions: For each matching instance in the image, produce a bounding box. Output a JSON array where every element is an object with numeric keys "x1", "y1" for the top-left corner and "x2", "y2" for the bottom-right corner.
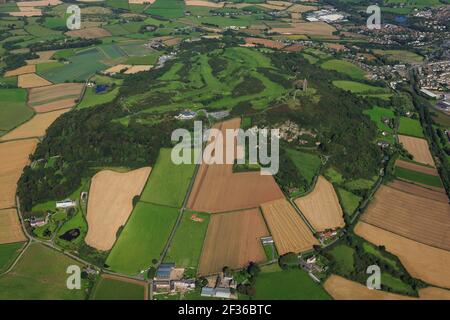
[
  {"x1": 398, "y1": 135, "x2": 435, "y2": 167},
  {"x1": 18, "y1": 73, "x2": 52, "y2": 89},
  {"x1": 0, "y1": 209, "x2": 27, "y2": 244}
]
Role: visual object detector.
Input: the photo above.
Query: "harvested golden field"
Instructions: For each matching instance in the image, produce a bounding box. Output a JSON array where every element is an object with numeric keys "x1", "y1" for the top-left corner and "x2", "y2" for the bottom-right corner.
[
  {"x1": 18, "y1": 73, "x2": 52, "y2": 88},
  {"x1": 66, "y1": 27, "x2": 112, "y2": 39},
  {"x1": 419, "y1": 287, "x2": 450, "y2": 300},
  {"x1": 283, "y1": 44, "x2": 304, "y2": 52},
  {"x1": 272, "y1": 22, "x2": 336, "y2": 36},
  {"x1": 360, "y1": 185, "x2": 450, "y2": 251},
  {"x1": 0, "y1": 139, "x2": 37, "y2": 209},
  {"x1": 104, "y1": 64, "x2": 132, "y2": 75},
  {"x1": 355, "y1": 222, "x2": 450, "y2": 289},
  {"x1": 185, "y1": 0, "x2": 223, "y2": 7},
  {"x1": 16, "y1": 0, "x2": 61, "y2": 7},
  {"x1": 0, "y1": 109, "x2": 69, "y2": 141},
  {"x1": 198, "y1": 208, "x2": 269, "y2": 276},
  {"x1": 398, "y1": 135, "x2": 435, "y2": 167},
  {"x1": 187, "y1": 118, "x2": 284, "y2": 213},
  {"x1": 294, "y1": 176, "x2": 345, "y2": 232},
  {"x1": 10, "y1": 10, "x2": 42, "y2": 17},
  {"x1": 124, "y1": 65, "x2": 152, "y2": 74},
  {"x1": 325, "y1": 43, "x2": 347, "y2": 51},
  {"x1": 287, "y1": 4, "x2": 317, "y2": 13},
  {"x1": 0, "y1": 209, "x2": 26, "y2": 244},
  {"x1": 26, "y1": 51, "x2": 55, "y2": 65},
  {"x1": 395, "y1": 159, "x2": 438, "y2": 176},
  {"x1": 80, "y1": 6, "x2": 112, "y2": 14},
  {"x1": 244, "y1": 37, "x2": 285, "y2": 49},
  {"x1": 260, "y1": 199, "x2": 318, "y2": 255},
  {"x1": 388, "y1": 179, "x2": 448, "y2": 203},
  {"x1": 28, "y1": 83, "x2": 84, "y2": 110},
  {"x1": 85, "y1": 167, "x2": 151, "y2": 251},
  {"x1": 4, "y1": 65, "x2": 35, "y2": 77},
  {"x1": 162, "y1": 37, "x2": 182, "y2": 47}
]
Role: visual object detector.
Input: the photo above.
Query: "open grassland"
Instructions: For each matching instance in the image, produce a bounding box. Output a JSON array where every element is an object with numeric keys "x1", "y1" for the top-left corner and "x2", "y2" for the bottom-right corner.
[
  {"x1": 106, "y1": 202, "x2": 179, "y2": 275},
  {"x1": 18, "y1": 73, "x2": 52, "y2": 88},
  {"x1": 398, "y1": 117, "x2": 424, "y2": 138},
  {"x1": 0, "y1": 242, "x2": 25, "y2": 273},
  {"x1": 28, "y1": 83, "x2": 84, "y2": 112},
  {"x1": 188, "y1": 119, "x2": 284, "y2": 213},
  {"x1": 140, "y1": 148, "x2": 195, "y2": 208},
  {"x1": 85, "y1": 167, "x2": 151, "y2": 251},
  {"x1": 90, "y1": 274, "x2": 146, "y2": 300},
  {"x1": 0, "y1": 88, "x2": 34, "y2": 133},
  {"x1": 0, "y1": 209, "x2": 26, "y2": 244},
  {"x1": 387, "y1": 179, "x2": 448, "y2": 203},
  {"x1": 164, "y1": 211, "x2": 210, "y2": 268},
  {"x1": 294, "y1": 176, "x2": 345, "y2": 232},
  {"x1": 251, "y1": 265, "x2": 331, "y2": 300},
  {"x1": 398, "y1": 135, "x2": 435, "y2": 167},
  {"x1": 332, "y1": 80, "x2": 389, "y2": 94},
  {"x1": 363, "y1": 106, "x2": 394, "y2": 133},
  {"x1": 329, "y1": 244, "x2": 354, "y2": 275},
  {"x1": 355, "y1": 222, "x2": 450, "y2": 289},
  {"x1": 198, "y1": 208, "x2": 269, "y2": 276},
  {"x1": 321, "y1": 59, "x2": 366, "y2": 80},
  {"x1": 0, "y1": 139, "x2": 37, "y2": 209},
  {"x1": 77, "y1": 87, "x2": 120, "y2": 109},
  {"x1": 395, "y1": 166, "x2": 443, "y2": 188},
  {"x1": 260, "y1": 199, "x2": 318, "y2": 255},
  {"x1": 336, "y1": 188, "x2": 361, "y2": 216},
  {"x1": 0, "y1": 109, "x2": 69, "y2": 141},
  {"x1": 0, "y1": 243, "x2": 87, "y2": 299},
  {"x1": 285, "y1": 148, "x2": 321, "y2": 185},
  {"x1": 360, "y1": 185, "x2": 450, "y2": 250},
  {"x1": 145, "y1": 0, "x2": 185, "y2": 18}
]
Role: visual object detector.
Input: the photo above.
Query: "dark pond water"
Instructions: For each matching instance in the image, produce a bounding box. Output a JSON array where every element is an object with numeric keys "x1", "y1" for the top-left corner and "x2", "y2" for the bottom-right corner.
[{"x1": 59, "y1": 228, "x2": 80, "y2": 241}]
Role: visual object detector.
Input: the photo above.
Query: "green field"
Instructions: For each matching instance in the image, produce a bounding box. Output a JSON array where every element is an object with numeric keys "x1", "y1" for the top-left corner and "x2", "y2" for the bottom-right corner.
[
  {"x1": 285, "y1": 148, "x2": 321, "y2": 185},
  {"x1": 89, "y1": 276, "x2": 145, "y2": 300},
  {"x1": 251, "y1": 265, "x2": 331, "y2": 300},
  {"x1": 337, "y1": 188, "x2": 361, "y2": 216},
  {"x1": 0, "y1": 244, "x2": 87, "y2": 299},
  {"x1": 398, "y1": 117, "x2": 424, "y2": 138},
  {"x1": 329, "y1": 244, "x2": 354, "y2": 275},
  {"x1": 140, "y1": 148, "x2": 196, "y2": 208},
  {"x1": 382, "y1": 273, "x2": 415, "y2": 295},
  {"x1": 372, "y1": 49, "x2": 424, "y2": 64},
  {"x1": 395, "y1": 166, "x2": 443, "y2": 187},
  {"x1": 321, "y1": 59, "x2": 366, "y2": 80},
  {"x1": 362, "y1": 242, "x2": 399, "y2": 270},
  {"x1": 77, "y1": 87, "x2": 120, "y2": 109},
  {"x1": 164, "y1": 211, "x2": 210, "y2": 268},
  {"x1": 0, "y1": 88, "x2": 34, "y2": 133},
  {"x1": 0, "y1": 242, "x2": 25, "y2": 273},
  {"x1": 146, "y1": 0, "x2": 184, "y2": 19},
  {"x1": 106, "y1": 202, "x2": 179, "y2": 275},
  {"x1": 24, "y1": 24, "x2": 62, "y2": 37},
  {"x1": 363, "y1": 106, "x2": 395, "y2": 133},
  {"x1": 106, "y1": 0, "x2": 129, "y2": 10},
  {"x1": 332, "y1": 80, "x2": 389, "y2": 94}
]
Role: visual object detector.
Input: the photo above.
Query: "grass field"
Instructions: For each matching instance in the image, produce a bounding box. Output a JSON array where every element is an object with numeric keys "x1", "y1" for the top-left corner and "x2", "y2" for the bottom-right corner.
[
  {"x1": 362, "y1": 242, "x2": 399, "y2": 270},
  {"x1": 90, "y1": 276, "x2": 145, "y2": 300},
  {"x1": 77, "y1": 87, "x2": 120, "y2": 109},
  {"x1": 0, "y1": 243, "x2": 87, "y2": 299},
  {"x1": 363, "y1": 106, "x2": 395, "y2": 133},
  {"x1": 398, "y1": 117, "x2": 424, "y2": 138},
  {"x1": 140, "y1": 148, "x2": 196, "y2": 208},
  {"x1": 395, "y1": 166, "x2": 443, "y2": 188},
  {"x1": 321, "y1": 59, "x2": 366, "y2": 80},
  {"x1": 382, "y1": 272, "x2": 415, "y2": 295},
  {"x1": 372, "y1": 49, "x2": 424, "y2": 64},
  {"x1": 146, "y1": 0, "x2": 185, "y2": 19},
  {"x1": 332, "y1": 80, "x2": 389, "y2": 94},
  {"x1": 285, "y1": 148, "x2": 321, "y2": 186},
  {"x1": 0, "y1": 88, "x2": 34, "y2": 133},
  {"x1": 250, "y1": 264, "x2": 331, "y2": 300},
  {"x1": 164, "y1": 211, "x2": 210, "y2": 268},
  {"x1": 0, "y1": 242, "x2": 24, "y2": 273},
  {"x1": 337, "y1": 188, "x2": 361, "y2": 216},
  {"x1": 329, "y1": 244, "x2": 354, "y2": 275},
  {"x1": 106, "y1": 202, "x2": 179, "y2": 275}
]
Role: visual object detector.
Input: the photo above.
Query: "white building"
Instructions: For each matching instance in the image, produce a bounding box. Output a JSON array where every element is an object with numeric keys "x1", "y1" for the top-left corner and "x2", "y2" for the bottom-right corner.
[{"x1": 56, "y1": 199, "x2": 77, "y2": 209}]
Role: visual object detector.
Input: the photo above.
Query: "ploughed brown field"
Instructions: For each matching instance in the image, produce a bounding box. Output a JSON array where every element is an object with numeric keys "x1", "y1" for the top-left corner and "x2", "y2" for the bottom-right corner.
[
  {"x1": 66, "y1": 27, "x2": 112, "y2": 39},
  {"x1": 355, "y1": 222, "x2": 450, "y2": 289},
  {"x1": 244, "y1": 37, "x2": 285, "y2": 49},
  {"x1": 260, "y1": 199, "x2": 318, "y2": 255},
  {"x1": 360, "y1": 185, "x2": 450, "y2": 251},
  {"x1": 0, "y1": 209, "x2": 26, "y2": 244},
  {"x1": 85, "y1": 167, "x2": 151, "y2": 251},
  {"x1": 0, "y1": 139, "x2": 38, "y2": 209},
  {"x1": 197, "y1": 208, "x2": 269, "y2": 276},
  {"x1": 272, "y1": 22, "x2": 336, "y2": 36},
  {"x1": 0, "y1": 109, "x2": 69, "y2": 141},
  {"x1": 287, "y1": 4, "x2": 317, "y2": 13},
  {"x1": 26, "y1": 51, "x2": 55, "y2": 65},
  {"x1": 4, "y1": 65, "x2": 36, "y2": 77},
  {"x1": 395, "y1": 159, "x2": 438, "y2": 176},
  {"x1": 28, "y1": 83, "x2": 84, "y2": 112},
  {"x1": 398, "y1": 135, "x2": 435, "y2": 167},
  {"x1": 294, "y1": 176, "x2": 345, "y2": 232},
  {"x1": 187, "y1": 118, "x2": 284, "y2": 213},
  {"x1": 388, "y1": 179, "x2": 448, "y2": 203},
  {"x1": 18, "y1": 73, "x2": 52, "y2": 88}
]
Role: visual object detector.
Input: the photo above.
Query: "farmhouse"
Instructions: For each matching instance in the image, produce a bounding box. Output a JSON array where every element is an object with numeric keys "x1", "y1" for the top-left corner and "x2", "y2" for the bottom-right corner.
[
  {"x1": 56, "y1": 199, "x2": 76, "y2": 209},
  {"x1": 30, "y1": 213, "x2": 49, "y2": 227},
  {"x1": 153, "y1": 263, "x2": 194, "y2": 293},
  {"x1": 175, "y1": 110, "x2": 196, "y2": 120}
]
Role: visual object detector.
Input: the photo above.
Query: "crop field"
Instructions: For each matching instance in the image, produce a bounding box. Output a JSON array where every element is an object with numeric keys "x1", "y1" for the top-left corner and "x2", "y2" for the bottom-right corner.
[
  {"x1": 336, "y1": 188, "x2": 361, "y2": 216},
  {"x1": 140, "y1": 148, "x2": 195, "y2": 208},
  {"x1": 4, "y1": 64, "x2": 35, "y2": 77},
  {"x1": 398, "y1": 135, "x2": 435, "y2": 166},
  {"x1": 185, "y1": 0, "x2": 223, "y2": 7},
  {"x1": 251, "y1": 265, "x2": 331, "y2": 300},
  {"x1": 0, "y1": 139, "x2": 37, "y2": 209},
  {"x1": 90, "y1": 274, "x2": 146, "y2": 300},
  {"x1": 272, "y1": 22, "x2": 336, "y2": 36},
  {"x1": 164, "y1": 211, "x2": 210, "y2": 268},
  {"x1": 106, "y1": 202, "x2": 179, "y2": 275},
  {"x1": 0, "y1": 242, "x2": 25, "y2": 273},
  {"x1": 360, "y1": 185, "x2": 450, "y2": 250},
  {"x1": 0, "y1": 109, "x2": 69, "y2": 141},
  {"x1": 294, "y1": 176, "x2": 345, "y2": 232},
  {"x1": 285, "y1": 148, "x2": 321, "y2": 186},
  {"x1": 0, "y1": 88, "x2": 34, "y2": 133},
  {"x1": 398, "y1": 117, "x2": 424, "y2": 138},
  {"x1": 28, "y1": 83, "x2": 84, "y2": 112},
  {"x1": 0, "y1": 243, "x2": 87, "y2": 299},
  {"x1": 85, "y1": 167, "x2": 151, "y2": 251},
  {"x1": 372, "y1": 49, "x2": 424, "y2": 64},
  {"x1": 244, "y1": 37, "x2": 285, "y2": 49},
  {"x1": 395, "y1": 159, "x2": 438, "y2": 176},
  {"x1": 387, "y1": 179, "x2": 448, "y2": 203},
  {"x1": 26, "y1": 50, "x2": 55, "y2": 64},
  {"x1": 66, "y1": 27, "x2": 112, "y2": 39},
  {"x1": 395, "y1": 166, "x2": 443, "y2": 188},
  {"x1": 260, "y1": 199, "x2": 318, "y2": 255},
  {"x1": 0, "y1": 209, "x2": 26, "y2": 244},
  {"x1": 321, "y1": 59, "x2": 366, "y2": 80},
  {"x1": 188, "y1": 119, "x2": 285, "y2": 213},
  {"x1": 18, "y1": 73, "x2": 52, "y2": 88},
  {"x1": 197, "y1": 208, "x2": 269, "y2": 276},
  {"x1": 355, "y1": 222, "x2": 450, "y2": 289},
  {"x1": 145, "y1": 0, "x2": 185, "y2": 18}
]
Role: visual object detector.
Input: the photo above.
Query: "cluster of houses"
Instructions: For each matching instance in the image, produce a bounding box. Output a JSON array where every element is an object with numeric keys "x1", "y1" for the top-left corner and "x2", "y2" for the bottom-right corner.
[
  {"x1": 29, "y1": 199, "x2": 77, "y2": 228},
  {"x1": 200, "y1": 272, "x2": 237, "y2": 299}
]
